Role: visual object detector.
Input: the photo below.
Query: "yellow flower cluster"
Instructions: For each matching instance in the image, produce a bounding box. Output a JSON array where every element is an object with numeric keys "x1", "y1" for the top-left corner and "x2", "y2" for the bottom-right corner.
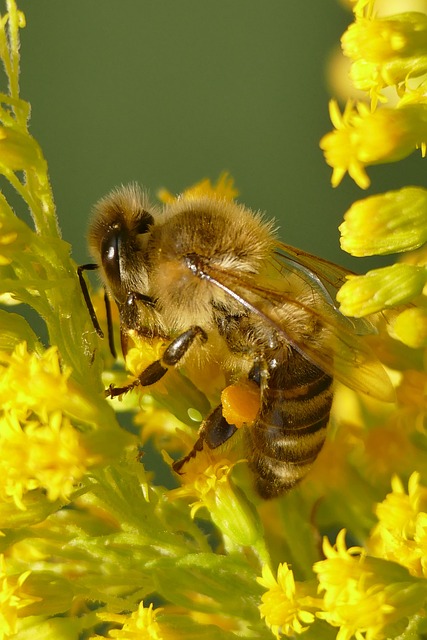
[
  {"x1": 322, "y1": 2, "x2": 427, "y2": 191},
  {"x1": 321, "y1": 1, "x2": 427, "y2": 321},
  {"x1": 370, "y1": 473, "x2": 427, "y2": 577},
  {"x1": 314, "y1": 528, "x2": 427, "y2": 640},
  {"x1": 256, "y1": 2, "x2": 427, "y2": 639},
  {"x1": 260, "y1": 501, "x2": 427, "y2": 640},
  {"x1": 0, "y1": 342, "x2": 102, "y2": 510}
]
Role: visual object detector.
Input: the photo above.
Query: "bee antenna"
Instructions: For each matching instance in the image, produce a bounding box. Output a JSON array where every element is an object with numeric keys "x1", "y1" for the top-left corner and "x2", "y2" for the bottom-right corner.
[{"x1": 77, "y1": 263, "x2": 117, "y2": 358}]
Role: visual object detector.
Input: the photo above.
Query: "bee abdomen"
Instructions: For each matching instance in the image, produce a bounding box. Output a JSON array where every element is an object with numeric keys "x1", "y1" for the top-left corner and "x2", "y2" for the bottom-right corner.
[{"x1": 248, "y1": 370, "x2": 333, "y2": 499}]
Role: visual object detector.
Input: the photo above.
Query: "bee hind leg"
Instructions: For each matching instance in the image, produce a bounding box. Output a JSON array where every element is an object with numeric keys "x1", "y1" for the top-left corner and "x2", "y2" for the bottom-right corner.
[{"x1": 173, "y1": 404, "x2": 237, "y2": 473}]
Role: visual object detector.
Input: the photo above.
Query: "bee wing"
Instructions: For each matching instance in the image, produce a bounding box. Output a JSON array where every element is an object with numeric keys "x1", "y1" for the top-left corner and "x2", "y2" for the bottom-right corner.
[
  {"x1": 273, "y1": 242, "x2": 376, "y2": 336},
  {"x1": 199, "y1": 243, "x2": 395, "y2": 403}
]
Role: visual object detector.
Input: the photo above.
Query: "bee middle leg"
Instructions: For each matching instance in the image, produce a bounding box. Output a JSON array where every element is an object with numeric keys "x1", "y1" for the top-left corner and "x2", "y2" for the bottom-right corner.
[
  {"x1": 106, "y1": 325, "x2": 207, "y2": 398},
  {"x1": 173, "y1": 404, "x2": 237, "y2": 473}
]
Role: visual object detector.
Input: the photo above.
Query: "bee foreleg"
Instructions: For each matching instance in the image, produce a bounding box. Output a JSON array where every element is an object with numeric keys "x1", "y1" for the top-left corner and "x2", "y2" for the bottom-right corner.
[
  {"x1": 107, "y1": 325, "x2": 207, "y2": 398},
  {"x1": 173, "y1": 404, "x2": 237, "y2": 474},
  {"x1": 162, "y1": 325, "x2": 207, "y2": 366}
]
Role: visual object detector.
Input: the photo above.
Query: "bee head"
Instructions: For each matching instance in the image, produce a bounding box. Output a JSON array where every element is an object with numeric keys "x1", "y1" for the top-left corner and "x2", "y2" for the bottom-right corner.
[{"x1": 88, "y1": 183, "x2": 157, "y2": 303}]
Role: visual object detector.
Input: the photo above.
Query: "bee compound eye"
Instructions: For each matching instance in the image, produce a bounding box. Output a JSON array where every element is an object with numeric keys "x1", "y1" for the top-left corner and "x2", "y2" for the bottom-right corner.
[{"x1": 100, "y1": 229, "x2": 121, "y2": 285}]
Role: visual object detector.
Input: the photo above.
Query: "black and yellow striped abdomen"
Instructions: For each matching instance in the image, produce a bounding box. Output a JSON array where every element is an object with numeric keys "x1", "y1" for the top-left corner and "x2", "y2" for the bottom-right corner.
[{"x1": 247, "y1": 347, "x2": 333, "y2": 499}]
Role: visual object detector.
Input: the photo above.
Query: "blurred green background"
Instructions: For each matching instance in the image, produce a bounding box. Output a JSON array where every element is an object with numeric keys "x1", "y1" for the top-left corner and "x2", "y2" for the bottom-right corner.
[{"x1": 15, "y1": 0, "x2": 424, "y2": 269}]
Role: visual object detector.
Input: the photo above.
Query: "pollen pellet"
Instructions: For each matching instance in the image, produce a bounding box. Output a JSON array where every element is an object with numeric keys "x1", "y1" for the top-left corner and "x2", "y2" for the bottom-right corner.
[{"x1": 221, "y1": 381, "x2": 260, "y2": 428}]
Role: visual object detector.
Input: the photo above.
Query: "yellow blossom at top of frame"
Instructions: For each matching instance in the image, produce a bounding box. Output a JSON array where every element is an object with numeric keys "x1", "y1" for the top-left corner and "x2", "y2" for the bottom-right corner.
[
  {"x1": 321, "y1": 100, "x2": 427, "y2": 189},
  {"x1": 0, "y1": 554, "x2": 40, "y2": 640},
  {"x1": 369, "y1": 473, "x2": 427, "y2": 577},
  {"x1": 314, "y1": 529, "x2": 427, "y2": 640},
  {"x1": 342, "y1": 13, "x2": 427, "y2": 64},
  {"x1": 0, "y1": 409, "x2": 100, "y2": 509},
  {"x1": 158, "y1": 172, "x2": 239, "y2": 204},
  {"x1": 257, "y1": 563, "x2": 321, "y2": 639},
  {"x1": 341, "y1": 11, "x2": 427, "y2": 106}
]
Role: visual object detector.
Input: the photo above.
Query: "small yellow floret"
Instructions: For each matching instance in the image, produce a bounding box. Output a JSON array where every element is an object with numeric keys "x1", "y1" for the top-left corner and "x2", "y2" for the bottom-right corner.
[
  {"x1": 321, "y1": 100, "x2": 427, "y2": 189},
  {"x1": 369, "y1": 473, "x2": 427, "y2": 577},
  {"x1": 257, "y1": 563, "x2": 320, "y2": 638},
  {"x1": 0, "y1": 555, "x2": 39, "y2": 639},
  {"x1": 99, "y1": 601, "x2": 181, "y2": 640},
  {"x1": 340, "y1": 187, "x2": 427, "y2": 256},
  {"x1": 158, "y1": 172, "x2": 239, "y2": 204},
  {"x1": 337, "y1": 263, "x2": 427, "y2": 316}
]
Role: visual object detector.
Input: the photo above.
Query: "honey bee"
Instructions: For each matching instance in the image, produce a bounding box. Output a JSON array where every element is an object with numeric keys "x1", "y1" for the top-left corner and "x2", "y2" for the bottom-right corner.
[{"x1": 81, "y1": 183, "x2": 394, "y2": 499}]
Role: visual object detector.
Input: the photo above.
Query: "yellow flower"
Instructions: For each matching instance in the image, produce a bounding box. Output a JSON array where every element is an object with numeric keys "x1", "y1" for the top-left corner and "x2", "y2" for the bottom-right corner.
[
  {"x1": 158, "y1": 172, "x2": 239, "y2": 204},
  {"x1": 314, "y1": 529, "x2": 427, "y2": 640},
  {"x1": 0, "y1": 342, "x2": 102, "y2": 425},
  {"x1": 257, "y1": 563, "x2": 321, "y2": 639},
  {"x1": 0, "y1": 342, "x2": 111, "y2": 510},
  {"x1": 96, "y1": 602, "x2": 178, "y2": 640},
  {"x1": 369, "y1": 473, "x2": 427, "y2": 578},
  {"x1": 342, "y1": 13, "x2": 427, "y2": 102},
  {"x1": 321, "y1": 100, "x2": 427, "y2": 189},
  {"x1": 0, "y1": 410, "x2": 100, "y2": 510},
  {"x1": 0, "y1": 555, "x2": 39, "y2": 640},
  {"x1": 169, "y1": 447, "x2": 263, "y2": 547},
  {"x1": 0, "y1": 342, "x2": 71, "y2": 420},
  {"x1": 336, "y1": 263, "x2": 426, "y2": 316},
  {"x1": 339, "y1": 187, "x2": 427, "y2": 256}
]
